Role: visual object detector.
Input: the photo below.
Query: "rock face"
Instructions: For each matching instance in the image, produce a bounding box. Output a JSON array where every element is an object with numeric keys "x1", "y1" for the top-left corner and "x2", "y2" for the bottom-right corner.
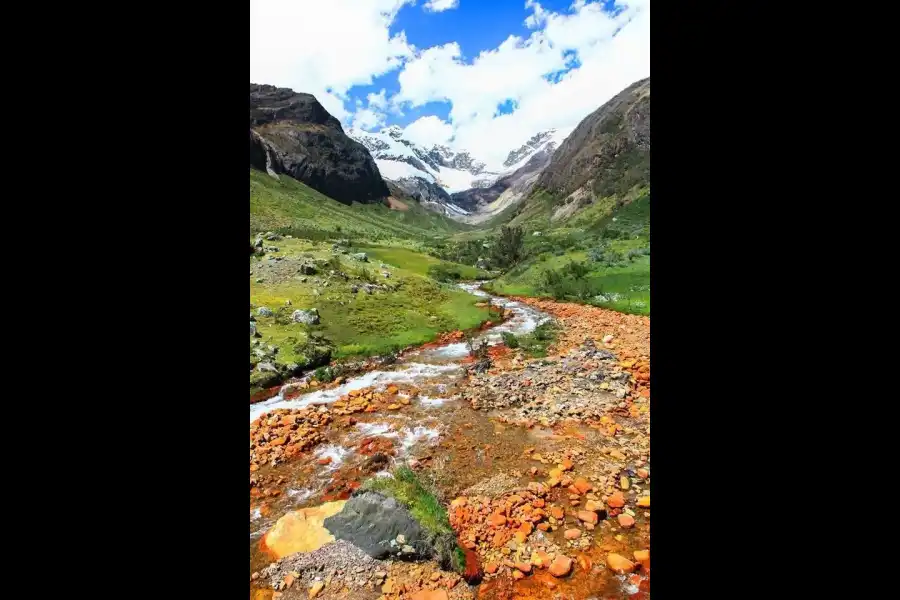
[
  {"x1": 261, "y1": 501, "x2": 347, "y2": 558},
  {"x1": 450, "y1": 141, "x2": 558, "y2": 224},
  {"x1": 323, "y1": 491, "x2": 430, "y2": 560},
  {"x1": 533, "y1": 77, "x2": 650, "y2": 219},
  {"x1": 249, "y1": 84, "x2": 389, "y2": 204}
]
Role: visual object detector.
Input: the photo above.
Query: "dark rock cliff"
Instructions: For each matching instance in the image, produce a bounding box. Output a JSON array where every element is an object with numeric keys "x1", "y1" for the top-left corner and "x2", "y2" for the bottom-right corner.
[{"x1": 249, "y1": 84, "x2": 389, "y2": 204}]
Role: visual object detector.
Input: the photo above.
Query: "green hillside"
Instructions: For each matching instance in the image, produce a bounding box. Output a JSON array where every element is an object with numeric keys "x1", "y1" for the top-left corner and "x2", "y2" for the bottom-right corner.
[{"x1": 250, "y1": 167, "x2": 470, "y2": 243}]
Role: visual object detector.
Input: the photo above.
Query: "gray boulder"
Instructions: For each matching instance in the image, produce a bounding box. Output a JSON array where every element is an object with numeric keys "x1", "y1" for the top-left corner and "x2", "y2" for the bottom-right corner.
[
  {"x1": 291, "y1": 308, "x2": 320, "y2": 325},
  {"x1": 250, "y1": 322, "x2": 257, "y2": 336},
  {"x1": 323, "y1": 492, "x2": 430, "y2": 560},
  {"x1": 350, "y1": 284, "x2": 359, "y2": 294},
  {"x1": 257, "y1": 362, "x2": 278, "y2": 372},
  {"x1": 300, "y1": 263, "x2": 318, "y2": 275},
  {"x1": 352, "y1": 252, "x2": 369, "y2": 262},
  {"x1": 257, "y1": 307, "x2": 273, "y2": 317}
]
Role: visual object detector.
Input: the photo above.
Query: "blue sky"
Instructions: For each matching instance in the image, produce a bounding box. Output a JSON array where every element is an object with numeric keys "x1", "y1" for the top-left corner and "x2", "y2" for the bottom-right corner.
[{"x1": 250, "y1": 0, "x2": 649, "y2": 167}]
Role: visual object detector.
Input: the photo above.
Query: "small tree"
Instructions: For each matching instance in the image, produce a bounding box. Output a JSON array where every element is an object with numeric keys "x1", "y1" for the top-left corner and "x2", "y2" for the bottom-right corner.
[{"x1": 492, "y1": 226, "x2": 524, "y2": 269}]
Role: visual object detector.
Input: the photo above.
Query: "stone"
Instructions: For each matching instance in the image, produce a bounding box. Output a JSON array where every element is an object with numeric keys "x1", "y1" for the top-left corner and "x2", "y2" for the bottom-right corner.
[
  {"x1": 577, "y1": 510, "x2": 598, "y2": 525},
  {"x1": 292, "y1": 308, "x2": 320, "y2": 325},
  {"x1": 633, "y1": 549, "x2": 650, "y2": 568},
  {"x1": 584, "y1": 500, "x2": 605, "y2": 513},
  {"x1": 324, "y1": 492, "x2": 441, "y2": 561},
  {"x1": 308, "y1": 581, "x2": 324, "y2": 598},
  {"x1": 550, "y1": 506, "x2": 565, "y2": 520},
  {"x1": 577, "y1": 554, "x2": 593, "y2": 572},
  {"x1": 606, "y1": 553, "x2": 636, "y2": 574},
  {"x1": 637, "y1": 496, "x2": 650, "y2": 507},
  {"x1": 352, "y1": 252, "x2": 369, "y2": 262},
  {"x1": 607, "y1": 492, "x2": 626, "y2": 508},
  {"x1": 257, "y1": 307, "x2": 273, "y2": 317},
  {"x1": 513, "y1": 570, "x2": 525, "y2": 580},
  {"x1": 549, "y1": 555, "x2": 573, "y2": 577},
  {"x1": 488, "y1": 513, "x2": 507, "y2": 527},
  {"x1": 261, "y1": 501, "x2": 347, "y2": 558},
  {"x1": 410, "y1": 591, "x2": 448, "y2": 600},
  {"x1": 620, "y1": 476, "x2": 630, "y2": 490},
  {"x1": 573, "y1": 478, "x2": 592, "y2": 494},
  {"x1": 485, "y1": 562, "x2": 499, "y2": 574},
  {"x1": 637, "y1": 468, "x2": 649, "y2": 479},
  {"x1": 515, "y1": 562, "x2": 532, "y2": 574},
  {"x1": 618, "y1": 514, "x2": 635, "y2": 528},
  {"x1": 565, "y1": 528, "x2": 581, "y2": 540}
]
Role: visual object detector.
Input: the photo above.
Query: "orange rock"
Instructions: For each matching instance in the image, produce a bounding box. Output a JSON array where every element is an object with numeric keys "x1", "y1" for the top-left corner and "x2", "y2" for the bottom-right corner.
[
  {"x1": 606, "y1": 553, "x2": 636, "y2": 574},
  {"x1": 577, "y1": 510, "x2": 598, "y2": 525},
  {"x1": 317, "y1": 457, "x2": 333, "y2": 465},
  {"x1": 537, "y1": 523, "x2": 550, "y2": 531},
  {"x1": 584, "y1": 500, "x2": 604, "y2": 513},
  {"x1": 548, "y1": 468, "x2": 563, "y2": 479},
  {"x1": 577, "y1": 554, "x2": 593, "y2": 572},
  {"x1": 607, "y1": 492, "x2": 626, "y2": 508},
  {"x1": 548, "y1": 555, "x2": 573, "y2": 577},
  {"x1": 560, "y1": 475, "x2": 574, "y2": 487},
  {"x1": 386, "y1": 384, "x2": 399, "y2": 395},
  {"x1": 451, "y1": 497, "x2": 468, "y2": 508},
  {"x1": 567, "y1": 485, "x2": 581, "y2": 496},
  {"x1": 560, "y1": 458, "x2": 574, "y2": 471},
  {"x1": 515, "y1": 562, "x2": 532, "y2": 574},
  {"x1": 564, "y1": 528, "x2": 581, "y2": 540},
  {"x1": 410, "y1": 591, "x2": 448, "y2": 600},
  {"x1": 488, "y1": 513, "x2": 507, "y2": 527},
  {"x1": 573, "y1": 478, "x2": 592, "y2": 494},
  {"x1": 633, "y1": 549, "x2": 650, "y2": 569},
  {"x1": 485, "y1": 562, "x2": 499, "y2": 574},
  {"x1": 637, "y1": 468, "x2": 649, "y2": 479},
  {"x1": 533, "y1": 498, "x2": 545, "y2": 508},
  {"x1": 617, "y1": 514, "x2": 635, "y2": 528},
  {"x1": 515, "y1": 521, "x2": 533, "y2": 543},
  {"x1": 550, "y1": 506, "x2": 565, "y2": 520},
  {"x1": 512, "y1": 570, "x2": 525, "y2": 580},
  {"x1": 387, "y1": 404, "x2": 401, "y2": 410},
  {"x1": 532, "y1": 551, "x2": 552, "y2": 568},
  {"x1": 637, "y1": 496, "x2": 650, "y2": 507},
  {"x1": 270, "y1": 436, "x2": 287, "y2": 447}
]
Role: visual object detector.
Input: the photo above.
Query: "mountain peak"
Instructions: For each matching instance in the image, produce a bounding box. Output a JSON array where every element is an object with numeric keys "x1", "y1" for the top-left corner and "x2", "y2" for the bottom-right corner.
[{"x1": 503, "y1": 129, "x2": 558, "y2": 168}]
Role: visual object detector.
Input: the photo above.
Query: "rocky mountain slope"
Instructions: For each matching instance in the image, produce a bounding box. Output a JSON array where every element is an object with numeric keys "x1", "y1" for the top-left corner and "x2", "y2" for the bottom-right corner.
[
  {"x1": 250, "y1": 84, "x2": 389, "y2": 205},
  {"x1": 348, "y1": 126, "x2": 566, "y2": 220},
  {"x1": 530, "y1": 77, "x2": 650, "y2": 222},
  {"x1": 449, "y1": 130, "x2": 568, "y2": 224}
]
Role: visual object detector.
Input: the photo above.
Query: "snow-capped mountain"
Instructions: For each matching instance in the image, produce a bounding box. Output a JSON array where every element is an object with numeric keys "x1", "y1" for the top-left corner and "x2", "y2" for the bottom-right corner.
[{"x1": 347, "y1": 125, "x2": 571, "y2": 220}]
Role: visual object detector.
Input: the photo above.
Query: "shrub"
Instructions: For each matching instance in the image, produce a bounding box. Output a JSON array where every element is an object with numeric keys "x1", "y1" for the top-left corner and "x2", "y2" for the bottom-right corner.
[
  {"x1": 313, "y1": 366, "x2": 334, "y2": 382},
  {"x1": 428, "y1": 263, "x2": 463, "y2": 283},
  {"x1": 500, "y1": 331, "x2": 519, "y2": 348}
]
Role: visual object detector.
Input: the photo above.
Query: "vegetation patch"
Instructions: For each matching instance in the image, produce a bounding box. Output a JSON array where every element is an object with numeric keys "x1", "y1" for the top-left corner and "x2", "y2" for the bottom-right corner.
[{"x1": 363, "y1": 466, "x2": 466, "y2": 573}]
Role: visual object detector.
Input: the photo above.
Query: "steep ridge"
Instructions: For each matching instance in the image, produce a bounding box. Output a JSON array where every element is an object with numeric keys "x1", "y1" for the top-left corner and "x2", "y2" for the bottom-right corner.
[
  {"x1": 250, "y1": 84, "x2": 389, "y2": 205},
  {"x1": 527, "y1": 77, "x2": 650, "y2": 223},
  {"x1": 449, "y1": 129, "x2": 568, "y2": 223}
]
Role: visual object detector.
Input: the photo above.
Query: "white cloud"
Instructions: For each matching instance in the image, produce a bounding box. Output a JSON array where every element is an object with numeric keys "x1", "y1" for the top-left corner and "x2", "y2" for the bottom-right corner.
[
  {"x1": 251, "y1": 0, "x2": 649, "y2": 172},
  {"x1": 403, "y1": 116, "x2": 455, "y2": 147},
  {"x1": 424, "y1": 0, "x2": 460, "y2": 12},
  {"x1": 367, "y1": 89, "x2": 389, "y2": 110},
  {"x1": 392, "y1": 0, "x2": 650, "y2": 168},
  {"x1": 250, "y1": 0, "x2": 415, "y2": 125},
  {"x1": 352, "y1": 108, "x2": 387, "y2": 131}
]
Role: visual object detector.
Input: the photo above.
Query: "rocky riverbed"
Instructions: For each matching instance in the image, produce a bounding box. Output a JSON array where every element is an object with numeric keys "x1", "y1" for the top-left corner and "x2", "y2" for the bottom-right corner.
[{"x1": 249, "y1": 286, "x2": 650, "y2": 600}]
